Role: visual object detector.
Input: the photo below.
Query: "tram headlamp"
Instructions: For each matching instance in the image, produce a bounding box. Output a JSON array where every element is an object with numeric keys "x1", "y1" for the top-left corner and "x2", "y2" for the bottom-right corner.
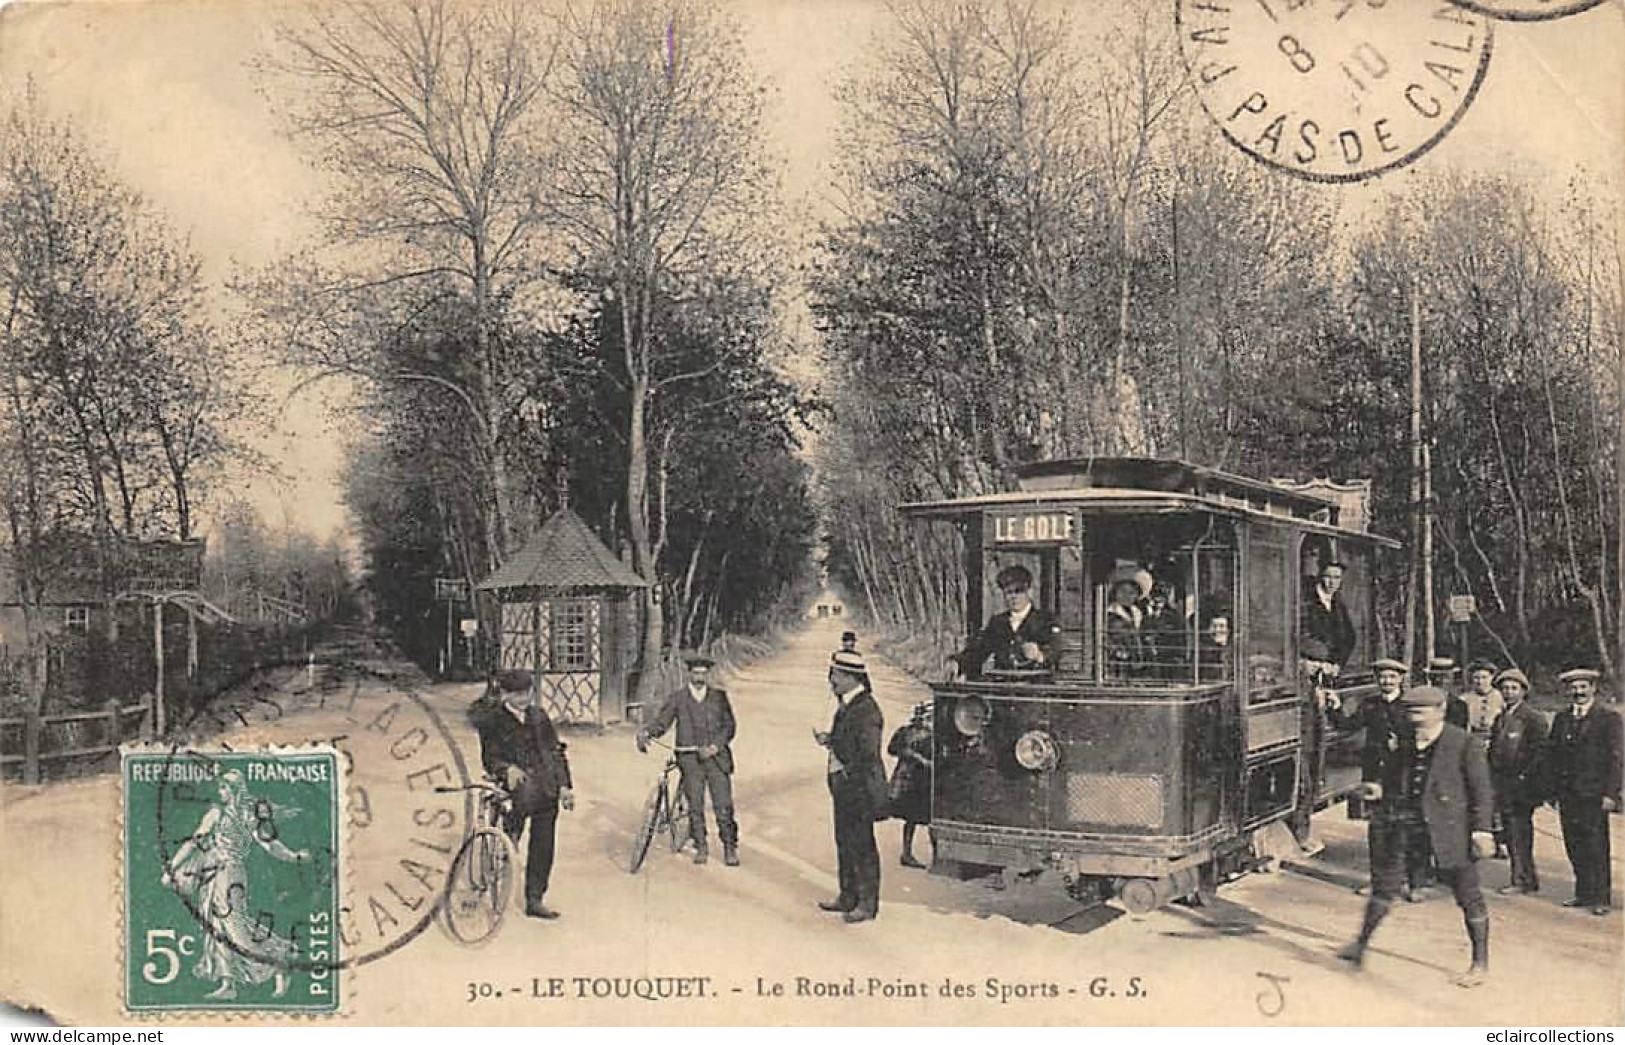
[
  {"x1": 952, "y1": 696, "x2": 989, "y2": 738},
  {"x1": 1014, "y1": 730, "x2": 1059, "y2": 772}
]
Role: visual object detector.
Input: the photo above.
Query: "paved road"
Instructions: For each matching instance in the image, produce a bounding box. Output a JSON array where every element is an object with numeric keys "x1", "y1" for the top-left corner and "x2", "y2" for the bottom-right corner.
[{"x1": 2, "y1": 621, "x2": 1620, "y2": 1025}]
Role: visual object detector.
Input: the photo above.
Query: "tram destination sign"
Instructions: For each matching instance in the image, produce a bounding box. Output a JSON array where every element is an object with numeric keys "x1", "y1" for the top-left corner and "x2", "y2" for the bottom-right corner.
[{"x1": 991, "y1": 510, "x2": 1076, "y2": 545}]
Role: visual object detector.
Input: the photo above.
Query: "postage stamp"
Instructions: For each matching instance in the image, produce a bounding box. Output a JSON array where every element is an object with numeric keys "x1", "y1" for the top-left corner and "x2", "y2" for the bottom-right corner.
[
  {"x1": 1178, "y1": 0, "x2": 1495, "y2": 183},
  {"x1": 122, "y1": 746, "x2": 344, "y2": 1014}
]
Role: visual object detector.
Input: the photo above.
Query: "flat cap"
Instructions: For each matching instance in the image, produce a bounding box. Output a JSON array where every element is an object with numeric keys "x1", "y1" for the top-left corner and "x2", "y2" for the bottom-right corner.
[
  {"x1": 684, "y1": 654, "x2": 715, "y2": 668},
  {"x1": 1400, "y1": 685, "x2": 1448, "y2": 708},
  {"x1": 1466, "y1": 659, "x2": 1499, "y2": 676},
  {"x1": 1371, "y1": 657, "x2": 1410, "y2": 674},
  {"x1": 830, "y1": 650, "x2": 868, "y2": 673},
  {"x1": 1558, "y1": 667, "x2": 1602, "y2": 684},
  {"x1": 1495, "y1": 668, "x2": 1530, "y2": 690}
]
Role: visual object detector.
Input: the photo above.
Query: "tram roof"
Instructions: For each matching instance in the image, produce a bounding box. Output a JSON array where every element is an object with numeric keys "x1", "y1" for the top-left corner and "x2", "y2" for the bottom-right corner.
[{"x1": 900, "y1": 458, "x2": 1400, "y2": 548}]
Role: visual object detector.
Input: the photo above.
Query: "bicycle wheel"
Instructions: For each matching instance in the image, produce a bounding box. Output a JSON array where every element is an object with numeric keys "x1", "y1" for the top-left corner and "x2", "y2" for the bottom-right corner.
[
  {"x1": 443, "y1": 829, "x2": 514, "y2": 945},
  {"x1": 667, "y1": 781, "x2": 690, "y2": 853},
  {"x1": 629, "y1": 782, "x2": 666, "y2": 874}
]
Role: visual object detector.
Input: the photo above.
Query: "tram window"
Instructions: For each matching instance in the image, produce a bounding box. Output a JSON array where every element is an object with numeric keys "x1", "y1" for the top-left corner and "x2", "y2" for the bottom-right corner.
[
  {"x1": 1087, "y1": 515, "x2": 1235, "y2": 686},
  {"x1": 1299, "y1": 535, "x2": 1369, "y2": 677},
  {"x1": 1246, "y1": 535, "x2": 1292, "y2": 704}
]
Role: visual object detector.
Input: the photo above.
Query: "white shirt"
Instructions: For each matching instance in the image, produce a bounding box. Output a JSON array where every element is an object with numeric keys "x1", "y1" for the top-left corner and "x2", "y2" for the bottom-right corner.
[
  {"x1": 688, "y1": 684, "x2": 708, "y2": 703},
  {"x1": 1008, "y1": 605, "x2": 1031, "y2": 632},
  {"x1": 503, "y1": 701, "x2": 527, "y2": 724}
]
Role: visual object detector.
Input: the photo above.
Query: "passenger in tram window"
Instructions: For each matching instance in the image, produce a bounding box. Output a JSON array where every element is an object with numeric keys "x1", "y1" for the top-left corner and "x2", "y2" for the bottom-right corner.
[
  {"x1": 1194, "y1": 602, "x2": 1232, "y2": 682},
  {"x1": 1104, "y1": 565, "x2": 1153, "y2": 680},
  {"x1": 1299, "y1": 560, "x2": 1356, "y2": 683},
  {"x1": 1142, "y1": 580, "x2": 1186, "y2": 680},
  {"x1": 953, "y1": 565, "x2": 1060, "y2": 676}
]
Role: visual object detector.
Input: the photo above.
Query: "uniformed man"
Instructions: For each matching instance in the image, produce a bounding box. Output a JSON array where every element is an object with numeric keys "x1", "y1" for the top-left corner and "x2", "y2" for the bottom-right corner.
[
  {"x1": 815, "y1": 650, "x2": 887, "y2": 923},
  {"x1": 1488, "y1": 667, "x2": 1548, "y2": 895},
  {"x1": 954, "y1": 564, "x2": 1061, "y2": 677},
  {"x1": 637, "y1": 655, "x2": 741, "y2": 867},
  {"x1": 840, "y1": 630, "x2": 858, "y2": 654},
  {"x1": 471, "y1": 669, "x2": 575, "y2": 920},
  {"x1": 1544, "y1": 667, "x2": 1622, "y2": 915},
  {"x1": 1338, "y1": 685, "x2": 1495, "y2": 989},
  {"x1": 1329, "y1": 658, "x2": 1413, "y2": 898},
  {"x1": 1300, "y1": 560, "x2": 1356, "y2": 679}
]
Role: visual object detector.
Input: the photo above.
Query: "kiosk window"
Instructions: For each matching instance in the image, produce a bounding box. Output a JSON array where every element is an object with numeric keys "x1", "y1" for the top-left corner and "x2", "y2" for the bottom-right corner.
[{"x1": 1246, "y1": 538, "x2": 1291, "y2": 703}]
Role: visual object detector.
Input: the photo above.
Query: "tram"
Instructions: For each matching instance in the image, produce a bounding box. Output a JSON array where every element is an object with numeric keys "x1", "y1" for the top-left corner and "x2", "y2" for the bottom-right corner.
[{"x1": 901, "y1": 458, "x2": 1400, "y2": 913}]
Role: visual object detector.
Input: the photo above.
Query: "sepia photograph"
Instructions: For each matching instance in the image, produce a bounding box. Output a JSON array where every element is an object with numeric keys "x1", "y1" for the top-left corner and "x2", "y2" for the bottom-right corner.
[{"x1": 0, "y1": 0, "x2": 1621, "y2": 1028}]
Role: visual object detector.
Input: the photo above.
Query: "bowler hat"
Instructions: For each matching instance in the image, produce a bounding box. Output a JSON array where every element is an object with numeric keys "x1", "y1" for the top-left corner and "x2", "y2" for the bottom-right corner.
[
  {"x1": 684, "y1": 654, "x2": 715, "y2": 669},
  {"x1": 1400, "y1": 685, "x2": 1448, "y2": 708},
  {"x1": 840, "y1": 631, "x2": 857, "y2": 643},
  {"x1": 1495, "y1": 668, "x2": 1530, "y2": 691},
  {"x1": 1371, "y1": 657, "x2": 1409, "y2": 675},
  {"x1": 1558, "y1": 667, "x2": 1601, "y2": 685},
  {"x1": 1427, "y1": 656, "x2": 1458, "y2": 673}
]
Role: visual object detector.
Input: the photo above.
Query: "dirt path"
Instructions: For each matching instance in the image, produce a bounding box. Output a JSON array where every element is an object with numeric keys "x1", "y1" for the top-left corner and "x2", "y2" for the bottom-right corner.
[{"x1": 2, "y1": 620, "x2": 1620, "y2": 1026}]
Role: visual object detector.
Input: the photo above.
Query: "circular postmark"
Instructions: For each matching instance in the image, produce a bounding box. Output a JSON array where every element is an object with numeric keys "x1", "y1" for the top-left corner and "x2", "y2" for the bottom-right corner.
[
  {"x1": 1177, "y1": 0, "x2": 1495, "y2": 183},
  {"x1": 1445, "y1": 0, "x2": 1605, "y2": 21},
  {"x1": 149, "y1": 663, "x2": 475, "y2": 978}
]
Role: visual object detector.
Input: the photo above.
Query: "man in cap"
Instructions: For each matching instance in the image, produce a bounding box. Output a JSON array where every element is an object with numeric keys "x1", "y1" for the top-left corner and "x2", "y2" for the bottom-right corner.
[
  {"x1": 1329, "y1": 659, "x2": 1414, "y2": 896},
  {"x1": 471, "y1": 669, "x2": 575, "y2": 919},
  {"x1": 1543, "y1": 667, "x2": 1622, "y2": 915},
  {"x1": 637, "y1": 655, "x2": 740, "y2": 866},
  {"x1": 1488, "y1": 667, "x2": 1547, "y2": 895},
  {"x1": 1462, "y1": 660, "x2": 1506, "y2": 745},
  {"x1": 840, "y1": 631, "x2": 858, "y2": 654},
  {"x1": 815, "y1": 650, "x2": 887, "y2": 923},
  {"x1": 954, "y1": 564, "x2": 1061, "y2": 678},
  {"x1": 1338, "y1": 685, "x2": 1495, "y2": 988}
]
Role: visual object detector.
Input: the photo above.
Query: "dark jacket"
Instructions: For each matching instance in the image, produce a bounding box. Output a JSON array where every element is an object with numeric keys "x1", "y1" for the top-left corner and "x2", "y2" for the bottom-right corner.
[
  {"x1": 1300, "y1": 590, "x2": 1356, "y2": 667},
  {"x1": 1446, "y1": 694, "x2": 1470, "y2": 730},
  {"x1": 473, "y1": 698, "x2": 573, "y2": 816},
  {"x1": 959, "y1": 606, "x2": 1060, "y2": 675},
  {"x1": 1379, "y1": 723, "x2": 1494, "y2": 870},
  {"x1": 645, "y1": 686, "x2": 737, "y2": 774},
  {"x1": 1545, "y1": 703, "x2": 1624, "y2": 806},
  {"x1": 1488, "y1": 699, "x2": 1549, "y2": 808},
  {"x1": 1346, "y1": 689, "x2": 1410, "y2": 784},
  {"x1": 828, "y1": 688, "x2": 887, "y2": 818}
]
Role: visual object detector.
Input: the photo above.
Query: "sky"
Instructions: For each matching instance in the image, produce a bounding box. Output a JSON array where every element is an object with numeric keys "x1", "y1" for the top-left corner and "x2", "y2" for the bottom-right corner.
[{"x1": 0, "y1": 0, "x2": 1621, "y2": 546}]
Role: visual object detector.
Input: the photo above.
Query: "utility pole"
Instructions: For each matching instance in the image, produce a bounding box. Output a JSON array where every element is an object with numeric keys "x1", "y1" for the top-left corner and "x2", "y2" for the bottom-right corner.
[
  {"x1": 1415, "y1": 276, "x2": 1436, "y2": 667},
  {"x1": 1405, "y1": 277, "x2": 1422, "y2": 670}
]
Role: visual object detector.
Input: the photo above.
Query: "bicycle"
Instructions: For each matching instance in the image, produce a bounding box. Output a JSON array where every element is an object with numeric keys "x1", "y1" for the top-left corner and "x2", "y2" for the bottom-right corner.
[
  {"x1": 628, "y1": 741, "x2": 696, "y2": 874},
  {"x1": 433, "y1": 779, "x2": 516, "y2": 945}
]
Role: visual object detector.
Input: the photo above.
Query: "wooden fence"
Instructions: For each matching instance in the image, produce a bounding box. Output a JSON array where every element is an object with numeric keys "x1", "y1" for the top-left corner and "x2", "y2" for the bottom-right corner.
[{"x1": 0, "y1": 695, "x2": 152, "y2": 784}]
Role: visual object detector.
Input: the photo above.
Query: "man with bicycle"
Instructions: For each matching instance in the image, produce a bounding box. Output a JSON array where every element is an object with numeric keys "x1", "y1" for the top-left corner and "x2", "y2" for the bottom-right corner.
[
  {"x1": 472, "y1": 669, "x2": 574, "y2": 920},
  {"x1": 637, "y1": 655, "x2": 740, "y2": 867}
]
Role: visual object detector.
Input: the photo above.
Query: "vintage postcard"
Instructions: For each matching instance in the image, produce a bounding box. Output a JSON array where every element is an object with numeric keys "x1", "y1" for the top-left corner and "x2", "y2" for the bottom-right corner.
[{"x1": 1, "y1": 0, "x2": 1622, "y2": 1029}]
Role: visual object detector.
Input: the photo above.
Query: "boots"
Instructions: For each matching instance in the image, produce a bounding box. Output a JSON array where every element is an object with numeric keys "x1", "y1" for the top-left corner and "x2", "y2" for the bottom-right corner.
[
  {"x1": 1338, "y1": 899, "x2": 1390, "y2": 969},
  {"x1": 693, "y1": 844, "x2": 709, "y2": 865},
  {"x1": 723, "y1": 844, "x2": 739, "y2": 867},
  {"x1": 1453, "y1": 914, "x2": 1489, "y2": 988}
]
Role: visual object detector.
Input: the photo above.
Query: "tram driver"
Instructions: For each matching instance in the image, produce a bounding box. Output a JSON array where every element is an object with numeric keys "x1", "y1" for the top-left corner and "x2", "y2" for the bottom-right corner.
[{"x1": 953, "y1": 564, "x2": 1060, "y2": 678}]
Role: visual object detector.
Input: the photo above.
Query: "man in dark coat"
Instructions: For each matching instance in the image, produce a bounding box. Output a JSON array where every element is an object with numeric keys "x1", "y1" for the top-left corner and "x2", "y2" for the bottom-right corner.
[
  {"x1": 816, "y1": 650, "x2": 887, "y2": 923},
  {"x1": 1544, "y1": 667, "x2": 1622, "y2": 915},
  {"x1": 637, "y1": 656, "x2": 740, "y2": 866},
  {"x1": 954, "y1": 564, "x2": 1061, "y2": 677},
  {"x1": 1488, "y1": 667, "x2": 1548, "y2": 895},
  {"x1": 472, "y1": 669, "x2": 574, "y2": 920},
  {"x1": 1300, "y1": 561, "x2": 1357, "y2": 677},
  {"x1": 1338, "y1": 685, "x2": 1495, "y2": 988},
  {"x1": 1328, "y1": 658, "x2": 1420, "y2": 899}
]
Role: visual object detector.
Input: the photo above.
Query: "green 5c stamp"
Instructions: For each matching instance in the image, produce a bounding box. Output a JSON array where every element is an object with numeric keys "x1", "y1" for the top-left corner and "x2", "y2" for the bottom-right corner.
[{"x1": 123, "y1": 747, "x2": 344, "y2": 1014}]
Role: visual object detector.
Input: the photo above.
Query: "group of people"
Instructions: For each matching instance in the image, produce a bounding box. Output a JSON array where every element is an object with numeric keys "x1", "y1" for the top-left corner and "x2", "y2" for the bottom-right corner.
[
  {"x1": 1331, "y1": 657, "x2": 1623, "y2": 988},
  {"x1": 467, "y1": 631, "x2": 934, "y2": 925}
]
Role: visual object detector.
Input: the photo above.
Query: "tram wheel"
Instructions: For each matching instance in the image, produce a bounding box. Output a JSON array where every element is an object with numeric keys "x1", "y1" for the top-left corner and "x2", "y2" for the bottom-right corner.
[{"x1": 1118, "y1": 878, "x2": 1160, "y2": 916}]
